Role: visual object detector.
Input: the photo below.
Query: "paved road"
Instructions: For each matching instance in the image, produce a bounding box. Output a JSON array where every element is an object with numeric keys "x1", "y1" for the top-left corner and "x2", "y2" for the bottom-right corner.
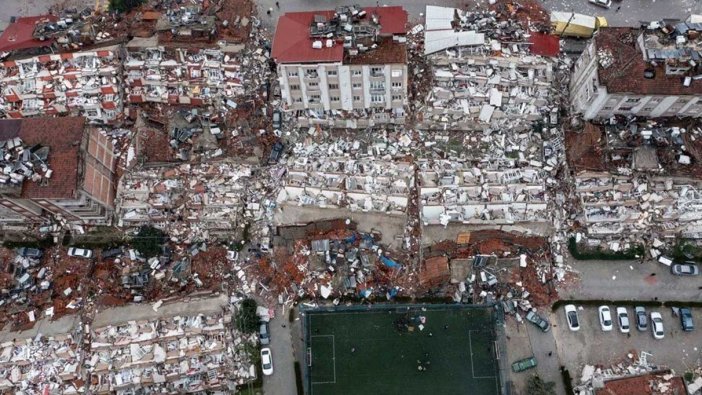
[
  {"x1": 525, "y1": 321, "x2": 565, "y2": 394},
  {"x1": 262, "y1": 307, "x2": 297, "y2": 395},
  {"x1": 558, "y1": 258, "x2": 702, "y2": 302}
]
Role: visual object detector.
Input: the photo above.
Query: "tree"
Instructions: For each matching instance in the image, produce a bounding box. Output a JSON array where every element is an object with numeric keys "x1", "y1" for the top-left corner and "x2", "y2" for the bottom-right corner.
[
  {"x1": 131, "y1": 226, "x2": 166, "y2": 258},
  {"x1": 236, "y1": 298, "x2": 259, "y2": 334},
  {"x1": 109, "y1": 0, "x2": 145, "y2": 13},
  {"x1": 527, "y1": 375, "x2": 556, "y2": 395}
]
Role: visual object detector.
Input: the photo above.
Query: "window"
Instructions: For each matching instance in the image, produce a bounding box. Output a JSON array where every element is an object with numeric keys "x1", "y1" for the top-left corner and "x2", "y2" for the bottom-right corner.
[
  {"x1": 352, "y1": 83, "x2": 361, "y2": 89},
  {"x1": 327, "y1": 70, "x2": 338, "y2": 76},
  {"x1": 308, "y1": 82, "x2": 318, "y2": 87},
  {"x1": 353, "y1": 96, "x2": 361, "y2": 101},
  {"x1": 642, "y1": 107, "x2": 654, "y2": 112},
  {"x1": 371, "y1": 67, "x2": 383, "y2": 76},
  {"x1": 370, "y1": 81, "x2": 385, "y2": 90},
  {"x1": 618, "y1": 106, "x2": 632, "y2": 111},
  {"x1": 392, "y1": 82, "x2": 402, "y2": 88},
  {"x1": 289, "y1": 84, "x2": 300, "y2": 91},
  {"x1": 353, "y1": 70, "x2": 362, "y2": 76},
  {"x1": 329, "y1": 84, "x2": 339, "y2": 90},
  {"x1": 310, "y1": 94, "x2": 321, "y2": 101},
  {"x1": 295, "y1": 97, "x2": 302, "y2": 103},
  {"x1": 625, "y1": 98, "x2": 640, "y2": 103},
  {"x1": 330, "y1": 96, "x2": 339, "y2": 102},
  {"x1": 391, "y1": 69, "x2": 403, "y2": 78},
  {"x1": 392, "y1": 95, "x2": 402, "y2": 101},
  {"x1": 371, "y1": 95, "x2": 384, "y2": 103},
  {"x1": 602, "y1": 106, "x2": 613, "y2": 111},
  {"x1": 288, "y1": 71, "x2": 298, "y2": 77}
]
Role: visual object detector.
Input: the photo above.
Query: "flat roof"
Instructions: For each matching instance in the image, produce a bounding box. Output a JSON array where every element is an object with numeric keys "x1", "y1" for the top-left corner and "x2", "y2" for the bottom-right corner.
[
  {"x1": 0, "y1": 117, "x2": 85, "y2": 199},
  {"x1": 596, "y1": 27, "x2": 702, "y2": 95},
  {"x1": 0, "y1": 15, "x2": 57, "y2": 53},
  {"x1": 272, "y1": 6, "x2": 407, "y2": 64}
]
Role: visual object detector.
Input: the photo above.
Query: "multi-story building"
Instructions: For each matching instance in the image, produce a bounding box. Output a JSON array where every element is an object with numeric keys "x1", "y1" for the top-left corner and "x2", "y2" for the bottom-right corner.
[
  {"x1": 0, "y1": 117, "x2": 118, "y2": 227},
  {"x1": 272, "y1": 6, "x2": 408, "y2": 125},
  {"x1": 570, "y1": 24, "x2": 702, "y2": 120}
]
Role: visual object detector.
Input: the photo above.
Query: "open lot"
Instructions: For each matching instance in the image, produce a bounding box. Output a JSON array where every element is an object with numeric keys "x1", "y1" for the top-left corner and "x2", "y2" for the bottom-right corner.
[
  {"x1": 304, "y1": 305, "x2": 502, "y2": 395},
  {"x1": 552, "y1": 305, "x2": 702, "y2": 376}
]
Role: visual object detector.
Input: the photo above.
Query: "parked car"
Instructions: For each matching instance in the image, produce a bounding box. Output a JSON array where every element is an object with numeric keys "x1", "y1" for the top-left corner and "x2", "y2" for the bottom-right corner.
[
  {"x1": 101, "y1": 247, "x2": 123, "y2": 259},
  {"x1": 671, "y1": 263, "x2": 700, "y2": 276},
  {"x1": 616, "y1": 307, "x2": 630, "y2": 333},
  {"x1": 259, "y1": 322, "x2": 271, "y2": 345},
  {"x1": 635, "y1": 306, "x2": 648, "y2": 331},
  {"x1": 268, "y1": 140, "x2": 284, "y2": 164},
  {"x1": 565, "y1": 304, "x2": 580, "y2": 331},
  {"x1": 16, "y1": 247, "x2": 42, "y2": 259},
  {"x1": 650, "y1": 312, "x2": 664, "y2": 339},
  {"x1": 588, "y1": 0, "x2": 611, "y2": 8},
  {"x1": 272, "y1": 110, "x2": 282, "y2": 130},
  {"x1": 526, "y1": 310, "x2": 550, "y2": 332},
  {"x1": 598, "y1": 306, "x2": 613, "y2": 331},
  {"x1": 261, "y1": 347, "x2": 274, "y2": 376},
  {"x1": 511, "y1": 356, "x2": 537, "y2": 373},
  {"x1": 680, "y1": 307, "x2": 694, "y2": 331},
  {"x1": 67, "y1": 247, "x2": 94, "y2": 259}
]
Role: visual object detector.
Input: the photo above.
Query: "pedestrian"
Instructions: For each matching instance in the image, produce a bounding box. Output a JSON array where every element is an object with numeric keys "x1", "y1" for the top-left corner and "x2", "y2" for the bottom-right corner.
[
  {"x1": 267, "y1": 7, "x2": 272, "y2": 16},
  {"x1": 351, "y1": 347, "x2": 356, "y2": 353},
  {"x1": 444, "y1": 324, "x2": 448, "y2": 330},
  {"x1": 548, "y1": 351, "x2": 552, "y2": 357},
  {"x1": 615, "y1": 6, "x2": 621, "y2": 12},
  {"x1": 275, "y1": 1, "x2": 280, "y2": 8},
  {"x1": 282, "y1": 324, "x2": 286, "y2": 328}
]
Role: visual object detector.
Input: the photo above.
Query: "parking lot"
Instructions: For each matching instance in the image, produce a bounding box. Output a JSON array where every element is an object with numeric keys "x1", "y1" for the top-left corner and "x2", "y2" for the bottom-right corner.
[{"x1": 551, "y1": 304, "x2": 702, "y2": 376}]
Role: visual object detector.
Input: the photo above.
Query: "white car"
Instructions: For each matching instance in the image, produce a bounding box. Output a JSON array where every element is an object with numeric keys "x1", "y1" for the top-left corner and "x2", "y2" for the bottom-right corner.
[
  {"x1": 565, "y1": 304, "x2": 580, "y2": 331},
  {"x1": 588, "y1": 0, "x2": 612, "y2": 8},
  {"x1": 261, "y1": 347, "x2": 273, "y2": 376},
  {"x1": 650, "y1": 312, "x2": 664, "y2": 339},
  {"x1": 67, "y1": 247, "x2": 94, "y2": 259},
  {"x1": 598, "y1": 306, "x2": 613, "y2": 331},
  {"x1": 616, "y1": 307, "x2": 630, "y2": 333}
]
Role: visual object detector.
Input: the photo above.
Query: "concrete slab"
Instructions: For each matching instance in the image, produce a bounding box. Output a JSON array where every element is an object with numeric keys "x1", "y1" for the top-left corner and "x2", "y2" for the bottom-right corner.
[{"x1": 92, "y1": 294, "x2": 228, "y2": 327}]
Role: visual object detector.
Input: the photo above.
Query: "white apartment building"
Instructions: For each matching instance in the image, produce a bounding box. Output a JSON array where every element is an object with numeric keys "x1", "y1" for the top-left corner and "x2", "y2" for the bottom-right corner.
[
  {"x1": 570, "y1": 25, "x2": 702, "y2": 120},
  {"x1": 272, "y1": 6, "x2": 408, "y2": 124}
]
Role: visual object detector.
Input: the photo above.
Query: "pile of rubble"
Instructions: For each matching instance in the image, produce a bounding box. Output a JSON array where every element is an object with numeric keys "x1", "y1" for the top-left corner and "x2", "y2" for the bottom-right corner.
[
  {"x1": 116, "y1": 161, "x2": 257, "y2": 239},
  {"x1": 0, "y1": 137, "x2": 52, "y2": 188}
]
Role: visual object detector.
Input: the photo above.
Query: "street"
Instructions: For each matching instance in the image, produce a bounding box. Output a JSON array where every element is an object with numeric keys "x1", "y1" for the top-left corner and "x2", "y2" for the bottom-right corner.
[
  {"x1": 558, "y1": 258, "x2": 702, "y2": 302},
  {"x1": 262, "y1": 308, "x2": 297, "y2": 395}
]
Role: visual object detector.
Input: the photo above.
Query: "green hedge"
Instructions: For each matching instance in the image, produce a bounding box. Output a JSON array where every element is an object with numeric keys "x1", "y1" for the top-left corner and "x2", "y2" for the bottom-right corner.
[
  {"x1": 560, "y1": 367, "x2": 574, "y2": 395},
  {"x1": 294, "y1": 361, "x2": 304, "y2": 395},
  {"x1": 568, "y1": 237, "x2": 644, "y2": 260},
  {"x1": 3, "y1": 237, "x2": 55, "y2": 249}
]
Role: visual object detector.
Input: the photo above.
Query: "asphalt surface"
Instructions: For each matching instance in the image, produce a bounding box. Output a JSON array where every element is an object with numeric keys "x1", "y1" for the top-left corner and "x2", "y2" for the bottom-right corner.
[
  {"x1": 558, "y1": 258, "x2": 702, "y2": 302},
  {"x1": 262, "y1": 307, "x2": 297, "y2": 395}
]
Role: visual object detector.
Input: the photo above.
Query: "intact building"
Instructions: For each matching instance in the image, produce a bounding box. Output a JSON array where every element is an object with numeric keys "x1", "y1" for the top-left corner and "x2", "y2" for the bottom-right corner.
[
  {"x1": 272, "y1": 6, "x2": 408, "y2": 124},
  {"x1": 571, "y1": 23, "x2": 702, "y2": 120},
  {"x1": 0, "y1": 117, "x2": 117, "y2": 226}
]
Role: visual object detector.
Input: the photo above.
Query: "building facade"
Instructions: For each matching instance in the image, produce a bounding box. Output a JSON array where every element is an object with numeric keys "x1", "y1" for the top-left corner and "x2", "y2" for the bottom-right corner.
[
  {"x1": 570, "y1": 26, "x2": 702, "y2": 120},
  {"x1": 272, "y1": 6, "x2": 408, "y2": 124}
]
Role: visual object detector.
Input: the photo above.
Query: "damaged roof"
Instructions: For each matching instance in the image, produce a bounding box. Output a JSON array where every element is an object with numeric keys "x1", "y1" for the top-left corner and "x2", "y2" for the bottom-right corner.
[
  {"x1": 0, "y1": 117, "x2": 84, "y2": 199},
  {"x1": 596, "y1": 27, "x2": 702, "y2": 95},
  {"x1": 0, "y1": 15, "x2": 57, "y2": 53},
  {"x1": 272, "y1": 6, "x2": 407, "y2": 64}
]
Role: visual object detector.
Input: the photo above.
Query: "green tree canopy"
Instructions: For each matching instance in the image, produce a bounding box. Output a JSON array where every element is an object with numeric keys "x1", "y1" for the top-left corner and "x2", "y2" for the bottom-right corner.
[{"x1": 527, "y1": 375, "x2": 556, "y2": 395}]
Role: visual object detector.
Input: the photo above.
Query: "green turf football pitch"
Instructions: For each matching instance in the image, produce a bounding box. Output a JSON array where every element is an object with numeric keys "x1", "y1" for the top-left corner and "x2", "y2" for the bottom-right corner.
[{"x1": 305, "y1": 305, "x2": 500, "y2": 395}]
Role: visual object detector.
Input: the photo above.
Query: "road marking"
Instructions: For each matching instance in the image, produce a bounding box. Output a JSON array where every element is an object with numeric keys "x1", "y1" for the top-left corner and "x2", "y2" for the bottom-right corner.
[
  {"x1": 310, "y1": 334, "x2": 336, "y2": 385},
  {"x1": 468, "y1": 330, "x2": 497, "y2": 379}
]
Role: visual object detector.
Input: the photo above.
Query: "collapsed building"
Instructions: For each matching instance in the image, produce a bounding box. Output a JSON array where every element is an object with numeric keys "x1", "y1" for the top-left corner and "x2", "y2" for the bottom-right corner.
[
  {"x1": 0, "y1": 46, "x2": 122, "y2": 123},
  {"x1": 272, "y1": 6, "x2": 409, "y2": 127},
  {"x1": 421, "y1": 6, "x2": 558, "y2": 131},
  {"x1": 115, "y1": 161, "x2": 256, "y2": 238},
  {"x1": 570, "y1": 18, "x2": 702, "y2": 120},
  {"x1": 569, "y1": 121, "x2": 702, "y2": 240},
  {"x1": 0, "y1": 117, "x2": 118, "y2": 228},
  {"x1": 276, "y1": 154, "x2": 413, "y2": 215},
  {"x1": 125, "y1": 37, "x2": 245, "y2": 106},
  {"x1": 155, "y1": 6, "x2": 217, "y2": 42}
]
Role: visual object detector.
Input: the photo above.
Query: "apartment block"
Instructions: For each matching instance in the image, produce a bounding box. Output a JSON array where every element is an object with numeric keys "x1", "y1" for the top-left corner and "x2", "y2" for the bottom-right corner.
[
  {"x1": 0, "y1": 46, "x2": 122, "y2": 123},
  {"x1": 272, "y1": 6, "x2": 408, "y2": 124},
  {"x1": 570, "y1": 24, "x2": 702, "y2": 120},
  {"x1": 0, "y1": 117, "x2": 117, "y2": 226}
]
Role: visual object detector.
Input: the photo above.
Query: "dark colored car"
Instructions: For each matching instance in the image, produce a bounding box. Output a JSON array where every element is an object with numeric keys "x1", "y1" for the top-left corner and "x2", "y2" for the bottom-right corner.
[
  {"x1": 511, "y1": 356, "x2": 537, "y2": 373},
  {"x1": 259, "y1": 321, "x2": 271, "y2": 345},
  {"x1": 272, "y1": 110, "x2": 282, "y2": 130},
  {"x1": 16, "y1": 247, "x2": 42, "y2": 259},
  {"x1": 268, "y1": 141, "x2": 284, "y2": 164},
  {"x1": 101, "y1": 247, "x2": 123, "y2": 259},
  {"x1": 680, "y1": 307, "x2": 694, "y2": 331},
  {"x1": 526, "y1": 310, "x2": 551, "y2": 332},
  {"x1": 635, "y1": 306, "x2": 647, "y2": 331}
]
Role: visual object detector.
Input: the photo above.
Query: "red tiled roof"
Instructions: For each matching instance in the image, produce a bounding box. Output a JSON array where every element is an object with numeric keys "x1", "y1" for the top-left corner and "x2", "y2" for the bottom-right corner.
[
  {"x1": 529, "y1": 33, "x2": 560, "y2": 57},
  {"x1": 272, "y1": 6, "x2": 407, "y2": 64},
  {"x1": 0, "y1": 117, "x2": 85, "y2": 199},
  {"x1": 0, "y1": 15, "x2": 57, "y2": 52},
  {"x1": 595, "y1": 373, "x2": 686, "y2": 395},
  {"x1": 596, "y1": 27, "x2": 702, "y2": 95}
]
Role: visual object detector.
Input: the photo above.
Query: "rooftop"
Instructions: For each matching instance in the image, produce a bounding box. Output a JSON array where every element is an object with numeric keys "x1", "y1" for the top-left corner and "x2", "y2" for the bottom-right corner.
[
  {"x1": 0, "y1": 15, "x2": 57, "y2": 53},
  {"x1": 596, "y1": 27, "x2": 702, "y2": 95},
  {"x1": 0, "y1": 117, "x2": 85, "y2": 199},
  {"x1": 595, "y1": 372, "x2": 686, "y2": 395},
  {"x1": 272, "y1": 6, "x2": 407, "y2": 64}
]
